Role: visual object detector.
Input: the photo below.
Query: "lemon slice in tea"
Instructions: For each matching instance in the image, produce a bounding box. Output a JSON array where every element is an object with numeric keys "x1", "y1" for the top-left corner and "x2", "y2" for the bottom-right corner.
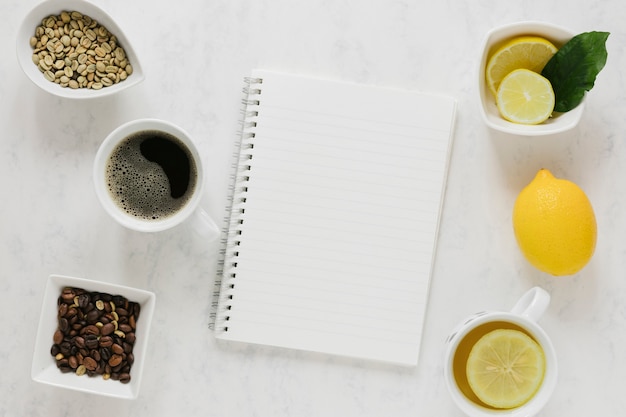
[
  {"x1": 496, "y1": 69, "x2": 555, "y2": 125},
  {"x1": 466, "y1": 329, "x2": 546, "y2": 409},
  {"x1": 486, "y1": 35, "x2": 557, "y2": 97}
]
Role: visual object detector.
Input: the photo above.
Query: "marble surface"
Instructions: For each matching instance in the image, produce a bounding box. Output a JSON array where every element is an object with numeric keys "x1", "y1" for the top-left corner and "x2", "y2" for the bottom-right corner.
[{"x1": 2, "y1": 0, "x2": 625, "y2": 416}]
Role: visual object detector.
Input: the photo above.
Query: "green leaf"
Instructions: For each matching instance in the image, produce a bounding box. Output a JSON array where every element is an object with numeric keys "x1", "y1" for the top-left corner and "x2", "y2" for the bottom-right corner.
[{"x1": 541, "y1": 31, "x2": 609, "y2": 112}]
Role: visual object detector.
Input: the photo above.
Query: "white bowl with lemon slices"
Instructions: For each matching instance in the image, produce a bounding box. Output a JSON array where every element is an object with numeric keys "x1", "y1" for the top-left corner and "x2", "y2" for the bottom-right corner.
[{"x1": 478, "y1": 21, "x2": 584, "y2": 136}]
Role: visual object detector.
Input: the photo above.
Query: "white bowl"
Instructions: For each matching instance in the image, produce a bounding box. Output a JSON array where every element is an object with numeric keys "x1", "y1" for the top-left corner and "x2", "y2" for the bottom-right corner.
[
  {"x1": 17, "y1": 0, "x2": 144, "y2": 99},
  {"x1": 478, "y1": 21, "x2": 584, "y2": 136},
  {"x1": 31, "y1": 274, "x2": 156, "y2": 399}
]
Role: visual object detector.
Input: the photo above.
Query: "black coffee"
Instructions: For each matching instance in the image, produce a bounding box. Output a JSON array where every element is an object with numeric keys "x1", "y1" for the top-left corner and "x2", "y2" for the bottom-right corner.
[{"x1": 105, "y1": 130, "x2": 197, "y2": 221}]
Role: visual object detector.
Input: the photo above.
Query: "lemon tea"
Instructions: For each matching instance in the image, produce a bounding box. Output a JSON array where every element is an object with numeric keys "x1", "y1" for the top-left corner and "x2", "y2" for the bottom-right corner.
[{"x1": 451, "y1": 320, "x2": 543, "y2": 409}]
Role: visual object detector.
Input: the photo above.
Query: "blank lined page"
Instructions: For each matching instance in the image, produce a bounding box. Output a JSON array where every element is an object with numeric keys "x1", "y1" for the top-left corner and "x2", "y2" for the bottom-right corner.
[{"x1": 215, "y1": 69, "x2": 456, "y2": 365}]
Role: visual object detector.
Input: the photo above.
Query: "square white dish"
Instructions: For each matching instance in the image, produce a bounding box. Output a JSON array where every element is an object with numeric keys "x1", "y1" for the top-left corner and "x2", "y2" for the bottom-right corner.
[{"x1": 31, "y1": 274, "x2": 156, "y2": 399}]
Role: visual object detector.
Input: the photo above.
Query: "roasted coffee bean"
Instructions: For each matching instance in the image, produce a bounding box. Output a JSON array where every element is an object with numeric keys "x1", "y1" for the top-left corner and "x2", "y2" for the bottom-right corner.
[
  {"x1": 96, "y1": 362, "x2": 105, "y2": 374},
  {"x1": 84, "y1": 334, "x2": 99, "y2": 349},
  {"x1": 77, "y1": 293, "x2": 90, "y2": 308},
  {"x1": 51, "y1": 286, "x2": 140, "y2": 384},
  {"x1": 108, "y1": 354, "x2": 123, "y2": 367},
  {"x1": 68, "y1": 355, "x2": 78, "y2": 369},
  {"x1": 111, "y1": 343, "x2": 124, "y2": 355},
  {"x1": 84, "y1": 302, "x2": 96, "y2": 313},
  {"x1": 61, "y1": 288, "x2": 75, "y2": 303},
  {"x1": 131, "y1": 303, "x2": 140, "y2": 318},
  {"x1": 85, "y1": 309, "x2": 100, "y2": 324},
  {"x1": 101, "y1": 322, "x2": 115, "y2": 336},
  {"x1": 90, "y1": 349, "x2": 101, "y2": 362},
  {"x1": 100, "y1": 347, "x2": 111, "y2": 361},
  {"x1": 57, "y1": 359, "x2": 72, "y2": 373},
  {"x1": 99, "y1": 335, "x2": 113, "y2": 347},
  {"x1": 58, "y1": 303, "x2": 68, "y2": 318},
  {"x1": 58, "y1": 317, "x2": 69, "y2": 333},
  {"x1": 82, "y1": 325, "x2": 100, "y2": 336},
  {"x1": 112, "y1": 295, "x2": 125, "y2": 308},
  {"x1": 74, "y1": 336, "x2": 85, "y2": 349},
  {"x1": 83, "y1": 356, "x2": 97, "y2": 371},
  {"x1": 118, "y1": 323, "x2": 132, "y2": 333},
  {"x1": 125, "y1": 332, "x2": 136, "y2": 344},
  {"x1": 59, "y1": 341, "x2": 72, "y2": 356}
]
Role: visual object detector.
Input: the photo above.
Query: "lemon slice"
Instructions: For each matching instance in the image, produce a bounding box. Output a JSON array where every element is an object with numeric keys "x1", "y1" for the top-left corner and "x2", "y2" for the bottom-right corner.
[
  {"x1": 496, "y1": 69, "x2": 555, "y2": 125},
  {"x1": 486, "y1": 36, "x2": 557, "y2": 97},
  {"x1": 466, "y1": 329, "x2": 545, "y2": 409}
]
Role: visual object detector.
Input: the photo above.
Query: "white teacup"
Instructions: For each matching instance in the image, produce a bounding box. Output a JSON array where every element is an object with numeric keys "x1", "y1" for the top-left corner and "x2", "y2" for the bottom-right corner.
[
  {"x1": 443, "y1": 287, "x2": 557, "y2": 417},
  {"x1": 93, "y1": 118, "x2": 218, "y2": 235}
]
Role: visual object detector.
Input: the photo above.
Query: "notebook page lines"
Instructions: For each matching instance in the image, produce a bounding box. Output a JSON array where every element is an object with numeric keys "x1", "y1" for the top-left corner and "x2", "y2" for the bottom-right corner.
[
  {"x1": 227, "y1": 270, "x2": 427, "y2": 343},
  {"x1": 256, "y1": 111, "x2": 449, "y2": 156},
  {"x1": 216, "y1": 70, "x2": 456, "y2": 365}
]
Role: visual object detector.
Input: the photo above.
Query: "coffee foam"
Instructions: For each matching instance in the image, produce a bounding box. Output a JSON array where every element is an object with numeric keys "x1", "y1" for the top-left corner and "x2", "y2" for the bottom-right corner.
[{"x1": 105, "y1": 131, "x2": 196, "y2": 221}]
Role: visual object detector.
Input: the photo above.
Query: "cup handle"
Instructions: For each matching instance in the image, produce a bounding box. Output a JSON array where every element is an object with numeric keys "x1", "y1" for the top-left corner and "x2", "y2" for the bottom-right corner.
[
  {"x1": 189, "y1": 207, "x2": 221, "y2": 242},
  {"x1": 510, "y1": 286, "x2": 550, "y2": 322}
]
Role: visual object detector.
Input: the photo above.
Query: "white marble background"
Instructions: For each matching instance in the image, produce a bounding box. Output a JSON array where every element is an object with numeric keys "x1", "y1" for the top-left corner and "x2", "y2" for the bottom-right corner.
[{"x1": 1, "y1": 0, "x2": 625, "y2": 416}]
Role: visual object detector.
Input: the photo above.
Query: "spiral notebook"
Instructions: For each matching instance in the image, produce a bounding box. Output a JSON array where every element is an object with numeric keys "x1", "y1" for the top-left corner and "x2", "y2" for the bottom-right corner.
[{"x1": 211, "y1": 69, "x2": 456, "y2": 365}]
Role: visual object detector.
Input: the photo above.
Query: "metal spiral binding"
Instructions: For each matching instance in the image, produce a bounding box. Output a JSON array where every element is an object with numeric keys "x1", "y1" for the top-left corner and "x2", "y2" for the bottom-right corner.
[{"x1": 209, "y1": 75, "x2": 262, "y2": 332}]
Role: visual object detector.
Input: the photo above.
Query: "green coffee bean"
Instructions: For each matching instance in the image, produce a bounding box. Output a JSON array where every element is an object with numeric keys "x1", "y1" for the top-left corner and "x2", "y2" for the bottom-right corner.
[{"x1": 30, "y1": 10, "x2": 132, "y2": 90}]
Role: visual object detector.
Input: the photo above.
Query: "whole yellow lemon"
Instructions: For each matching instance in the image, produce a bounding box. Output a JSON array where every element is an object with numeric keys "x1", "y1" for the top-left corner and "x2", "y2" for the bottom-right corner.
[{"x1": 513, "y1": 169, "x2": 597, "y2": 276}]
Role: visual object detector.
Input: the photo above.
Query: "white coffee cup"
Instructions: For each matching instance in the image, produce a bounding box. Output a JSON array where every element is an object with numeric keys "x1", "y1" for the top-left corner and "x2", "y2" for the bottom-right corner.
[
  {"x1": 443, "y1": 287, "x2": 558, "y2": 417},
  {"x1": 94, "y1": 118, "x2": 219, "y2": 235}
]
